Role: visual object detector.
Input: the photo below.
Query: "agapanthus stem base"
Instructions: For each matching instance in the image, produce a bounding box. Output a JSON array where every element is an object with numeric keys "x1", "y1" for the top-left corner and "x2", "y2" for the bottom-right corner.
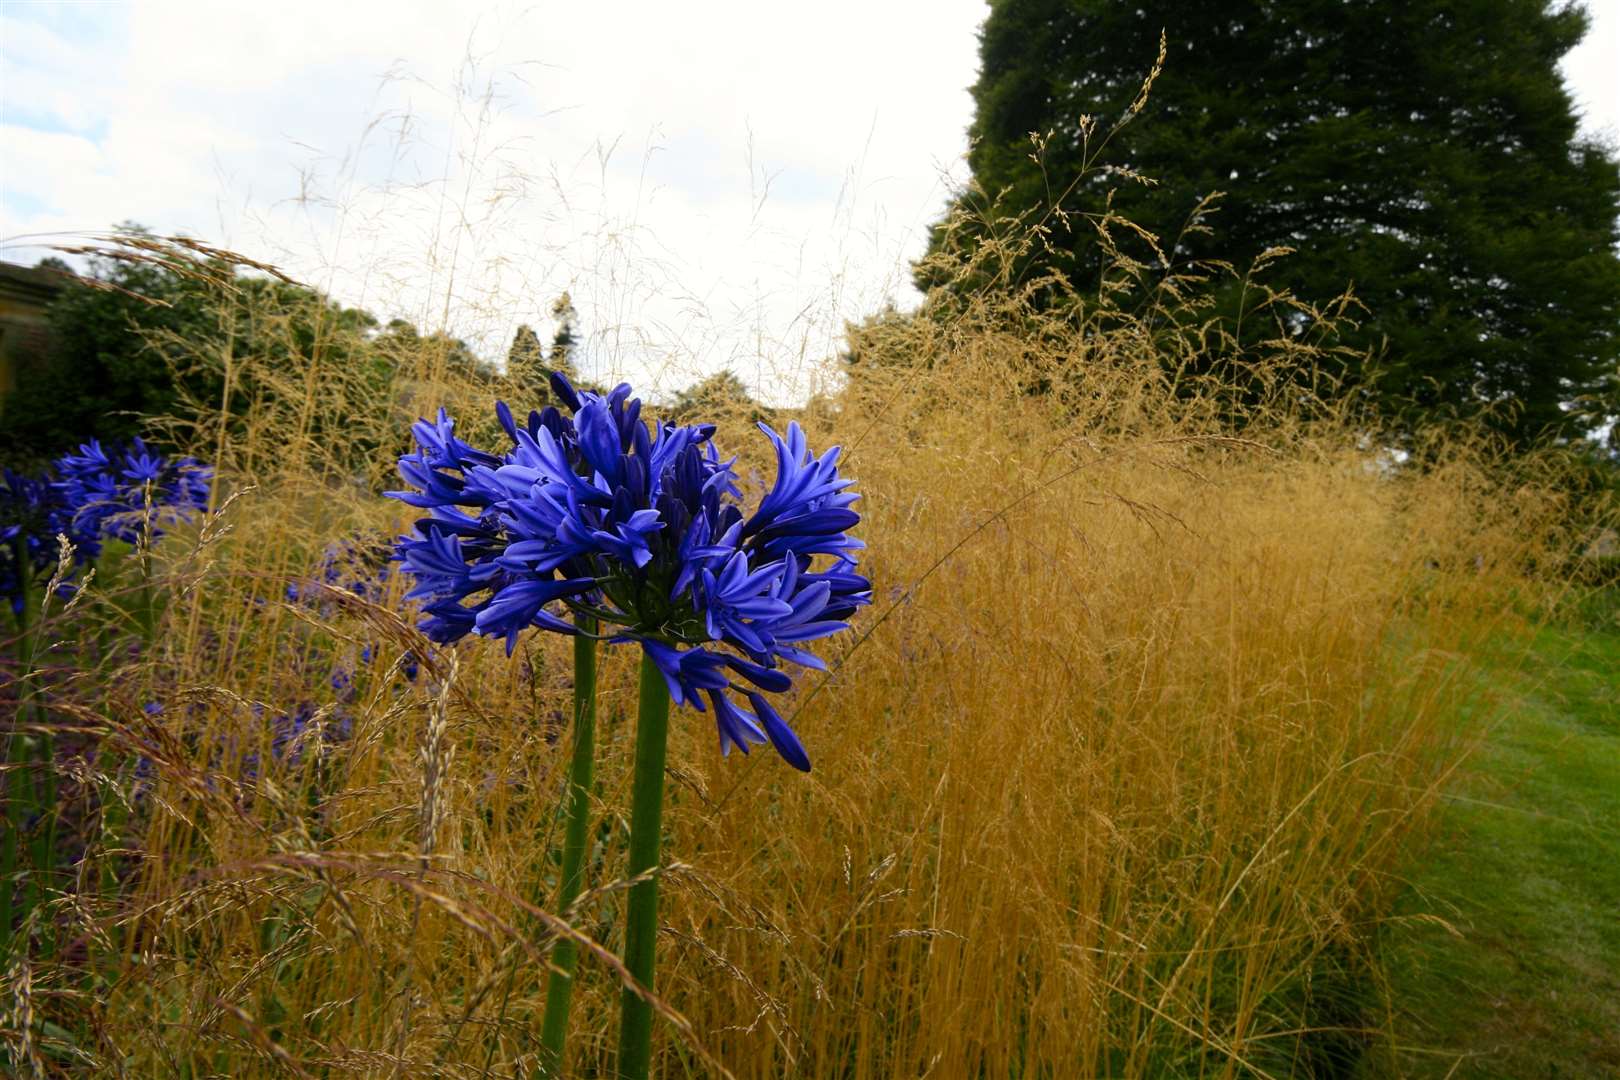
[
  {"x1": 536, "y1": 616, "x2": 598, "y2": 1079},
  {"x1": 616, "y1": 652, "x2": 671, "y2": 1080}
]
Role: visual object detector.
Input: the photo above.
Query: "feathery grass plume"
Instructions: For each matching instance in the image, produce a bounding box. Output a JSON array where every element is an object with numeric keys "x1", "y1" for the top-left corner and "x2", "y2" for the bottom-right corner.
[{"x1": 390, "y1": 651, "x2": 457, "y2": 1072}]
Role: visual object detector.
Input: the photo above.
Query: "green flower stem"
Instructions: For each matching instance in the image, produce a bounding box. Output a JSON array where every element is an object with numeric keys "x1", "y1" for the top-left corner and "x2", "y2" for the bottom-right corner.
[
  {"x1": 536, "y1": 614, "x2": 598, "y2": 1079},
  {"x1": 3, "y1": 536, "x2": 42, "y2": 963},
  {"x1": 615, "y1": 652, "x2": 671, "y2": 1080},
  {"x1": 0, "y1": 609, "x2": 27, "y2": 964}
]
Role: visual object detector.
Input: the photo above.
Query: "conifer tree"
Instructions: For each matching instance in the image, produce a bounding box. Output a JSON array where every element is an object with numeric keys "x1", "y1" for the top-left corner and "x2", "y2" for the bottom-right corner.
[
  {"x1": 925, "y1": 0, "x2": 1620, "y2": 443},
  {"x1": 506, "y1": 322, "x2": 545, "y2": 400}
]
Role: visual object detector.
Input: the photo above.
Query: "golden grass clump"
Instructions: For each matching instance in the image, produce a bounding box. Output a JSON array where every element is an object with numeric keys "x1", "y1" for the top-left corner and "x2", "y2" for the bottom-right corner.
[{"x1": 4, "y1": 209, "x2": 1597, "y2": 1079}]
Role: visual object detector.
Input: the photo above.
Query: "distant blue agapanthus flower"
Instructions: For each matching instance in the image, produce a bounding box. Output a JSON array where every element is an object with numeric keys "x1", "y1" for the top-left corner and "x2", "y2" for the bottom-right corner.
[
  {"x1": 53, "y1": 437, "x2": 212, "y2": 548},
  {"x1": 286, "y1": 533, "x2": 396, "y2": 609},
  {"x1": 267, "y1": 701, "x2": 353, "y2": 768},
  {"x1": 1, "y1": 468, "x2": 67, "y2": 614},
  {"x1": 1, "y1": 440, "x2": 213, "y2": 616},
  {"x1": 284, "y1": 533, "x2": 419, "y2": 684},
  {"x1": 390, "y1": 373, "x2": 871, "y2": 771}
]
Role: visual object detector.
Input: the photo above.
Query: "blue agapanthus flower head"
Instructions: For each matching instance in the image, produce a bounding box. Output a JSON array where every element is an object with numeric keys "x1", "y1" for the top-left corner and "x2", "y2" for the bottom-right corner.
[
  {"x1": 390, "y1": 372, "x2": 872, "y2": 771},
  {"x1": 2, "y1": 440, "x2": 214, "y2": 616},
  {"x1": 54, "y1": 437, "x2": 212, "y2": 546}
]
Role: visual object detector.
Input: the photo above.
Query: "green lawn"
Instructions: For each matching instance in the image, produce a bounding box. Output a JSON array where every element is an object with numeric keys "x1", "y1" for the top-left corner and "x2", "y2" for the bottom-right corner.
[{"x1": 1370, "y1": 618, "x2": 1620, "y2": 1078}]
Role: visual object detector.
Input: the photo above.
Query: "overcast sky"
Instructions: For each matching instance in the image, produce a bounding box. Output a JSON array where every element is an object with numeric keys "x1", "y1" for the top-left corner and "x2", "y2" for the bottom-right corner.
[{"x1": 3, "y1": 0, "x2": 1617, "y2": 402}]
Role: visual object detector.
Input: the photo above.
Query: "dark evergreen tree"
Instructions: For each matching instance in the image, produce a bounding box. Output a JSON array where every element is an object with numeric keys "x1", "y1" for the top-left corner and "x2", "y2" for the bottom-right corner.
[
  {"x1": 667, "y1": 369, "x2": 771, "y2": 424},
  {"x1": 498, "y1": 297, "x2": 587, "y2": 412},
  {"x1": 505, "y1": 322, "x2": 545, "y2": 401},
  {"x1": 925, "y1": 0, "x2": 1620, "y2": 443}
]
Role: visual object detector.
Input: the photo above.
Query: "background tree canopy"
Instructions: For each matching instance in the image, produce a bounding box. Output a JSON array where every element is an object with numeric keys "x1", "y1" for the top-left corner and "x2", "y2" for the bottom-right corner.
[
  {"x1": 503, "y1": 292, "x2": 586, "y2": 408},
  {"x1": 0, "y1": 247, "x2": 217, "y2": 467},
  {"x1": 665, "y1": 369, "x2": 770, "y2": 425},
  {"x1": 0, "y1": 231, "x2": 762, "y2": 477},
  {"x1": 922, "y1": 0, "x2": 1620, "y2": 446},
  {"x1": 0, "y1": 230, "x2": 393, "y2": 470}
]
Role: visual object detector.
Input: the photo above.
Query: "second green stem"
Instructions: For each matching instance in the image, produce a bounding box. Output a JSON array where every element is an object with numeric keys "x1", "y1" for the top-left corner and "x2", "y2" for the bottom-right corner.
[
  {"x1": 536, "y1": 615, "x2": 598, "y2": 1078},
  {"x1": 616, "y1": 652, "x2": 671, "y2": 1080}
]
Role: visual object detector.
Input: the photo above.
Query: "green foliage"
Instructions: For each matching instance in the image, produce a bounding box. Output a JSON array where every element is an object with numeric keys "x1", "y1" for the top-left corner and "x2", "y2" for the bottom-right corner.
[
  {"x1": 839, "y1": 302, "x2": 911, "y2": 373},
  {"x1": 502, "y1": 294, "x2": 588, "y2": 413},
  {"x1": 548, "y1": 291, "x2": 579, "y2": 380},
  {"x1": 505, "y1": 322, "x2": 545, "y2": 398},
  {"x1": 665, "y1": 368, "x2": 771, "y2": 425},
  {"x1": 0, "y1": 239, "x2": 217, "y2": 468},
  {"x1": 926, "y1": 0, "x2": 1620, "y2": 445},
  {"x1": 370, "y1": 317, "x2": 491, "y2": 384},
  {"x1": 0, "y1": 227, "x2": 498, "y2": 479}
]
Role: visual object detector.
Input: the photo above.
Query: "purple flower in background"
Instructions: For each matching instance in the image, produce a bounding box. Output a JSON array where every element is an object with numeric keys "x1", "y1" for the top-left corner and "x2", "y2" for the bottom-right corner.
[
  {"x1": 54, "y1": 437, "x2": 212, "y2": 546},
  {"x1": 269, "y1": 702, "x2": 353, "y2": 767},
  {"x1": 286, "y1": 533, "x2": 396, "y2": 609},
  {"x1": 1, "y1": 469, "x2": 65, "y2": 614},
  {"x1": 390, "y1": 372, "x2": 871, "y2": 771},
  {"x1": 281, "y1": 533, "x2": 425, "y2": 693},
  {"x1": 2, "y1": 440, "x2": 212, "y2": 616}
]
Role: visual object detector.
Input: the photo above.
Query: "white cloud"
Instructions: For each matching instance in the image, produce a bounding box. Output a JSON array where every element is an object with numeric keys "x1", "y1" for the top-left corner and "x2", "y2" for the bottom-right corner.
[{"x1": 1, "y1": 0, "x2": 986, "y2": 402}]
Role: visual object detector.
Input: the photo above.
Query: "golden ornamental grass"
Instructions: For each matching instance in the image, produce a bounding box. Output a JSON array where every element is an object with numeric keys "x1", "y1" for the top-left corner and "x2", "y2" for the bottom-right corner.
[{"x1": 7, "y1": 119, "x2": 1600, "y2": 1074}]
